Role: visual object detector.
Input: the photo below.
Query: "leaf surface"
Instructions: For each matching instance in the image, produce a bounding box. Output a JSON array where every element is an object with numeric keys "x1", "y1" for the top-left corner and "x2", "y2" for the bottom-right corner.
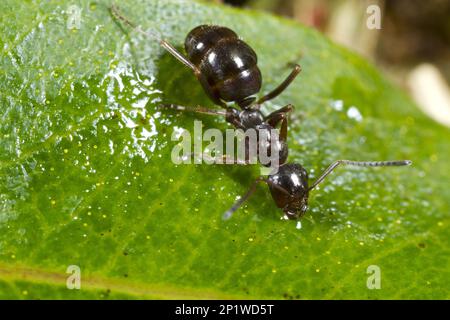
[{"x1": 0, "y1": 0, "x2": 449, "y2": 299}]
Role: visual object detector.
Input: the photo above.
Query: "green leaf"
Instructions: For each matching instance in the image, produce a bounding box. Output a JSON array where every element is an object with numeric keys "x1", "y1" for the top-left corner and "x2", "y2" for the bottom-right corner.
[{"x1": 0, "y1": 0, "x2": 449, "y2": 299}]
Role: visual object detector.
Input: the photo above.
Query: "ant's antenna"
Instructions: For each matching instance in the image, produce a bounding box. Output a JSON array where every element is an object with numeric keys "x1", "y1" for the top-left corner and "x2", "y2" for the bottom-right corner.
[
  {"x1": 109, "y1": 4, "x2": 199, "y2": 72},
  {"x1": 222, "y1": 177, "x2": 266, "y2": 220},
  {"x1": 309, "y1": 160, "x2": 412, "y2": 191}
]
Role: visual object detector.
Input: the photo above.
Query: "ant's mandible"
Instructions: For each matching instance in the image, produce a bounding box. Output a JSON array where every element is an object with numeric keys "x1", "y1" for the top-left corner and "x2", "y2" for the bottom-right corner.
[{"x1": 110, "y1": 6, "x2": 412, "y2": 221}]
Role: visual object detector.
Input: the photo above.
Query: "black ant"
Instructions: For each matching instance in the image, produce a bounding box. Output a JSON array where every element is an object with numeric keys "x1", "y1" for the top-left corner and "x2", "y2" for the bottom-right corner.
[{"x1": 110, "y1": 6, "x2": 412, "y2": 221}]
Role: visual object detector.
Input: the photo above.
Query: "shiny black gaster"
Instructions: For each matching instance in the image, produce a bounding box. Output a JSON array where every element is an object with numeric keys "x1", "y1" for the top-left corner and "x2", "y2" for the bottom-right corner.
[{"x1": 185, "y1": 25, "x2": 262, "y2": 107}]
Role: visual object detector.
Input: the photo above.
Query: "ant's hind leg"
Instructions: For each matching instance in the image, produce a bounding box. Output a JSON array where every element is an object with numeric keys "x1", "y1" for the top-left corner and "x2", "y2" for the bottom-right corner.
[
  {"x1": 159, "y1": 40, "x2": 199, "y2": 73},
  {"x1": 110, "y1": 5, "x2": 198, "y2": 73},
  {"x1": 157, "y1": 104, "x2": 227, "y2": 117},
  {"x1": 198, "y1": 153, "x2": 252, "y2": 165},
  {"x1": 257, "y1": 64, "x2": 301, "y2": 104}
]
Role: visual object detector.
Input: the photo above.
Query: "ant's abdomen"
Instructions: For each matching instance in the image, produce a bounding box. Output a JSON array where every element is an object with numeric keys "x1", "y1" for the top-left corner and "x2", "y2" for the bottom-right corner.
[{"x1": 184, "y1": 25, "x2": 262, "y2": 105}]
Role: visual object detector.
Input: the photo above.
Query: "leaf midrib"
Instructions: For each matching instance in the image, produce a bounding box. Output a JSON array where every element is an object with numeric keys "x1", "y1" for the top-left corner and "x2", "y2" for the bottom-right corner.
[{"x1": 0, "y1": 262, "x2": 251, "y2": 299}]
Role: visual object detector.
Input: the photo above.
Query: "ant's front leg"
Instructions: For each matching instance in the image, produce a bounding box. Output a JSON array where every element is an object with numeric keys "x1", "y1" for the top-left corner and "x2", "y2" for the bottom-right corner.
[
  {"x1": 110, "y1": 5, "x2": 199, "y2": 73},
  {"x1": 223, "y1": 176, "x2": 267, "y2": 220},
  {"x1": 264, "y1": 104, "x2": 294, "y2": 127}
]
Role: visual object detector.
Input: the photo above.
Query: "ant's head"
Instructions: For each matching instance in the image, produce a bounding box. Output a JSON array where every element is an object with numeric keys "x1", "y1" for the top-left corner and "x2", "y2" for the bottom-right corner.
[{"x1": 267, "y1": 163, "x2": 309, "y2": 220}]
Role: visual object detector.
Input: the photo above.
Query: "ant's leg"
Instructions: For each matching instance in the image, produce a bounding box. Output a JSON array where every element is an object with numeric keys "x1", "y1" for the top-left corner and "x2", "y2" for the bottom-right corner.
[
  {"x1": 159, "y1": 104, "x2": 247, "y2": 130},
  {"x1": 309, "y1": 160, "x2": 413, "y2": 191},
  {"x1": 159, "y1": 104, "x2": 247, "y2": 131},
  {"x1": 266, "y1": 104, "x2": 294, "y2": 118},
  {"x1": 160, "y1": 40, "x2": 198, "y2": 73},
  {"x1": 257, "y1": 64, "x2": 301, "y2": 104},
  {"x1": 265, "y1": 104, "x2": 294, "y2": 127},
  {"x1": 223, "y1": 176, "x2": 267, "y2": 220},
  {"x1": 263, "y1": 114, "x2": 289, "y2": 146},
  {"x1": 279, "y1": 116, "x2": 288, "y2": 145},
  {"x1": 110, "y1": 5, "x2": 199, "y2": 73},
  {"x1": 199, "y1": 153, "x2": 251, "y2": 165},
  {"x1": 157, "y1": 104, "x2": 227, "y2": 117}
]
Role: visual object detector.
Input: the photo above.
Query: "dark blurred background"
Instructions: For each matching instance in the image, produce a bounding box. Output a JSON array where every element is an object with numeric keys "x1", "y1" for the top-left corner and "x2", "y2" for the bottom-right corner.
[{"x1": 217, "y1": 0, "x2": 450, "y2": 127}]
